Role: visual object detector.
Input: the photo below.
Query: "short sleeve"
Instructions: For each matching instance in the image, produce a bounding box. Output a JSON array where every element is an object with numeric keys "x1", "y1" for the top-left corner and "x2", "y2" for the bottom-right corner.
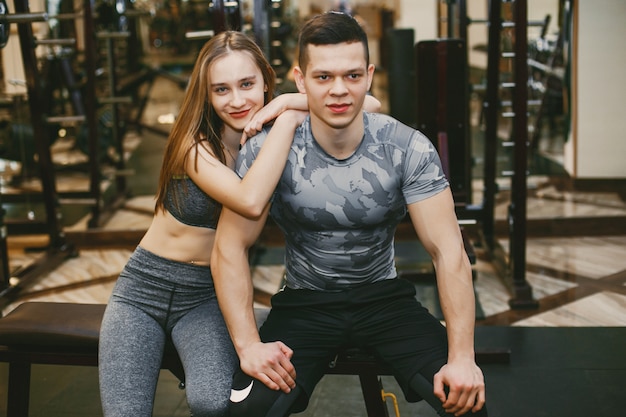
[
  {"x1": 402, "y1": 131, "x2": 449, "y2": 205},
  {"x1": 235, "y1": 128, "x2": 270, "y2": 178}
]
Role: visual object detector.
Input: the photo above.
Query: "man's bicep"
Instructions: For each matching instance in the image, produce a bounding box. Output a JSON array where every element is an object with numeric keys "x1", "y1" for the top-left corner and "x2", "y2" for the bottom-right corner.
[{"x1": 406, "y1": 189, "x2": 461, "y2": 255}]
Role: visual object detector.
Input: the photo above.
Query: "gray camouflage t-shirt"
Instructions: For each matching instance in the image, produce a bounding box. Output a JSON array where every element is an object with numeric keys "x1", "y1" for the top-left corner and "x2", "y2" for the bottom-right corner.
[{"x1": 237, "y1": 112, "x2": 449, "y2": 291}]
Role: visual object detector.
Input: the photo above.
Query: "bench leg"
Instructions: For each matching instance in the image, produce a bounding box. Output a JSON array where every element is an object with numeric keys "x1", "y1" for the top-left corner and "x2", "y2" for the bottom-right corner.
[
  {"x1": 359, "y1": 374, "x2": 389, "y2": 417},
  {"x1": 7, "y1": 361, "x2": 31, "y2": 417}
]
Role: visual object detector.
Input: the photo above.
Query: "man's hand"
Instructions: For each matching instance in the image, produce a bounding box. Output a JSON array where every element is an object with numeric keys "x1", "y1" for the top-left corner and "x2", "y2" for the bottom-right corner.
[
  {"x1": 239, "y1": 341, "x2": 297, "y2": 393},
  {"x1": 433, "y1": 359, "x2": 486, "y2": 416}
]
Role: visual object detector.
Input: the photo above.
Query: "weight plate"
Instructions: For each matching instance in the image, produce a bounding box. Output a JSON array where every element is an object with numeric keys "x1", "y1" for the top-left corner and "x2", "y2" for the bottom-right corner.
[{"x1": 0, "y1": 0, "x2": 10, "y2": 49}]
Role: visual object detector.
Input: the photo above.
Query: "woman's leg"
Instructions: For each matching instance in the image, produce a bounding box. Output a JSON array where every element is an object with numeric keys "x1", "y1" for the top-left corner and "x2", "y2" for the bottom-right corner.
[
  {"x1": 171, "y1": 299, "x2": 238, "y2": 417},
  {"x1": 99, "y1": 298, "x2": 166, "y2": 417}
]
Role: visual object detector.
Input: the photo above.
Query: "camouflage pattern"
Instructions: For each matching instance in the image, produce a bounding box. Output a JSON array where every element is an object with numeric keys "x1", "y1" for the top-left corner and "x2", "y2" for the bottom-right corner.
[{"x1": 238, "y1": 112, "x2": 449, "y2": 291}]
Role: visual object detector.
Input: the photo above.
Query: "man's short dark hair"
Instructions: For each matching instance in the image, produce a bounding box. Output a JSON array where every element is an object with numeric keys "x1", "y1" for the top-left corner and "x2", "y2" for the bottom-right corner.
[{"x1": 297, "y1": 11, "x2": 370, "y2": 71}]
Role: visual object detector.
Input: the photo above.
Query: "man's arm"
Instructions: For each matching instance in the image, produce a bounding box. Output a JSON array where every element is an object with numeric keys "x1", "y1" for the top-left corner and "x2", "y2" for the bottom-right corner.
[
  {"x1": 407, "y1": 188, "x2": 486, "y2": 416},
  {"x1": 211, "y1": 206, "x2": 297, "y2": 393}
]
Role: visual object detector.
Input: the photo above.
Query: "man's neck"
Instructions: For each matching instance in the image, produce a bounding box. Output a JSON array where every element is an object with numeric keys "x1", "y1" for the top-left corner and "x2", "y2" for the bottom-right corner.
[{"x1": 310, "y1": 113, "x2": 365, "y2": 160}]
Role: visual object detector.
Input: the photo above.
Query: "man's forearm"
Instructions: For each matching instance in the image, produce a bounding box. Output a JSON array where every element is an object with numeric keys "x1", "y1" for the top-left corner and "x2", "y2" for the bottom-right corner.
[
  {"x1": 212, "y1": 246, "x2": 260, "y2": 354},
  {"x1": 435, "y1": 256, "x2": 476, "y2": 361},
  {"x1": 407, "y1": 190, "x2": 477, "y2": 361},
  {"x1": 212, "y1": 208, "x2": 298, "y2": 392},
  {"x1": 211, "y1": 210, "x2": 266, "y2": 356}
]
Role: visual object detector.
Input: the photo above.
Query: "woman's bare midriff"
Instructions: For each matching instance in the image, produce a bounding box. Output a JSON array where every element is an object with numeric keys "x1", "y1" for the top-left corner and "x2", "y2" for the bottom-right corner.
[{"x1": 139, "y1": 211, "x2": 215, "y2": 266}]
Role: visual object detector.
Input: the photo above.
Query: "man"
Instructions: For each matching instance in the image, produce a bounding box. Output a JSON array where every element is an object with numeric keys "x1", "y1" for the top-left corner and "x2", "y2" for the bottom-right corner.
[{"x1": 212, "y1": 11, "x2": 487, "y2": 417}]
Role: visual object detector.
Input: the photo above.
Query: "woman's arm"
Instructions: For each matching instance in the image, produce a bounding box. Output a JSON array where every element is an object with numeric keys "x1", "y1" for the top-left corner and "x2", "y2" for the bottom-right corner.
[
  {"x1": 186, "y1": 109, "x2": 307, "y2": 219},
  {"x1": 241, "y1": 93, "x2": 307, "y2": 140},
  {"x1": 242, "y1": 92, "x2": 381, "y2": 140},
  {"x1": 364, "y1": 94, "x2": 382, "y2": 112}
]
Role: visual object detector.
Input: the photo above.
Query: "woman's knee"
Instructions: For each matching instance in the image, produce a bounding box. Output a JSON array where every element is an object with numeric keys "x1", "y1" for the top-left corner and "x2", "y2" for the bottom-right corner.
[
  {"x1": 182, "y1": 370, "x2": 234, "y2": 415},
  {"x1": 187, "y1": 395, "x2": 230, "y2": 417}
]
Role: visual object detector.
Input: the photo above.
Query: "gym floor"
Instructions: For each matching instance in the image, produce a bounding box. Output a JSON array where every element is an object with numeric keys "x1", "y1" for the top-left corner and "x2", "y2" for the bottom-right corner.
[{"x1": 0, "y1": 68, "x2": 625, "y2": 416}]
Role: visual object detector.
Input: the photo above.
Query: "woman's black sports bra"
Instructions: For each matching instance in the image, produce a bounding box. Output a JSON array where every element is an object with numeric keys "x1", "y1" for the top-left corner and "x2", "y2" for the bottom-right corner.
[{"x1": 163, "y1": 176, "x2": 220, "y2": 229}]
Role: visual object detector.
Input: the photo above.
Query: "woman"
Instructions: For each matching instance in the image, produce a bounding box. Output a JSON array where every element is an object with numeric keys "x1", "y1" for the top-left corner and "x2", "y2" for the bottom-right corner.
[{"x1": 98, "y1": 31, "x2": 380, "y2": 417}]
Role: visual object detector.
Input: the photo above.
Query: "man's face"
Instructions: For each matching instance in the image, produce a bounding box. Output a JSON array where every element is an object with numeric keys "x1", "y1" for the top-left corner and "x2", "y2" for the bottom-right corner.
[{"x1": 295, "y1": 42, "x2": 374, "y2": 131}]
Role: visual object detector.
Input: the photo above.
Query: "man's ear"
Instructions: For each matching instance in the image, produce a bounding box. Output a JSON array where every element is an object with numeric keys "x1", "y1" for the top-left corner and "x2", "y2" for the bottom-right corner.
[
  {"x1": 366, "y1": 64, "x2": 375, "y2": 91},
  {"x1": 294, "y1": 66, "x2": 306, "y2": 94}
]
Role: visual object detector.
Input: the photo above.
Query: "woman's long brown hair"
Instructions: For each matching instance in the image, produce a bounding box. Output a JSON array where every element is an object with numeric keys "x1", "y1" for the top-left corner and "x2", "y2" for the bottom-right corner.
[{"x1": 154, "y1": 31, "x2": 276, "y2": 213}]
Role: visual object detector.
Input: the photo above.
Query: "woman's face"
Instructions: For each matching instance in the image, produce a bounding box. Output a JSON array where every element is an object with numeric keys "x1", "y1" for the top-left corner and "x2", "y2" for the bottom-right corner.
[{"x1": 208, "y1": 50, "x2": 267, "y2": 135}]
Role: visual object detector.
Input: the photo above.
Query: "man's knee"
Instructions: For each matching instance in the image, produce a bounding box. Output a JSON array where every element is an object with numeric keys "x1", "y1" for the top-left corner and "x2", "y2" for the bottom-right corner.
[
  {"x1": 409, "y1": 372, "x2": 488, "y2": 417},
  {"x1": 230, "y1": 378, "x2": 279, "y2": 417},
  {"x1": 230, "y1": 373, "x2": 303, "y2": 417}
]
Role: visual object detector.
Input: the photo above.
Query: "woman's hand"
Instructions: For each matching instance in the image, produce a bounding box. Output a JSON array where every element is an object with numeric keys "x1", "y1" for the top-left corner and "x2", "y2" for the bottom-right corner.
[
  {"x1": 241, "y1": 93, "x2": 308, "y2": 145},
  {"x1": 276, "y1": 109, "x2": 308, "y2": 132},
  {"x1": 240, "y1": 91, "x2": 379, "y2": 145}
]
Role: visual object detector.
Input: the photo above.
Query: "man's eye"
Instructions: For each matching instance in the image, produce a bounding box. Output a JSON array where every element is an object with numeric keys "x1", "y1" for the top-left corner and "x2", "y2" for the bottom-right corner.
[
  {"x1": 318, "y1": 75, "x2": 329, "y2": 81},
  {"x1": 348, "y1": 74, "x2": 361, "y2": 80}
]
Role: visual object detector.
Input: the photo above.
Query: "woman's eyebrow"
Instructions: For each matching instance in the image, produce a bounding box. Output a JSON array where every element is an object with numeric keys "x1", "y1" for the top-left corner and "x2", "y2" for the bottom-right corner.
[{"x1": 211, "y1": 75, "x2": 258, "y2": 88}]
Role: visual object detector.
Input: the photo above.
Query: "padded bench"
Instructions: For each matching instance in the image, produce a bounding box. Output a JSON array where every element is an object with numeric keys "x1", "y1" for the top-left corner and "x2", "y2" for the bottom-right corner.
[
  {"x1": 0, "y1": 302, "x2": 182, "y2": 416},
  {"x1": 0, "y1": 301, "x2": 509, "y2": 417}
]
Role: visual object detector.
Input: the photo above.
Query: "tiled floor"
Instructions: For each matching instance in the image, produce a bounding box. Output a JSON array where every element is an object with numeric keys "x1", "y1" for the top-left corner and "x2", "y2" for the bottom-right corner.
[{"x1": 1, "y1": 71, "x2": 625, "y2": 416}]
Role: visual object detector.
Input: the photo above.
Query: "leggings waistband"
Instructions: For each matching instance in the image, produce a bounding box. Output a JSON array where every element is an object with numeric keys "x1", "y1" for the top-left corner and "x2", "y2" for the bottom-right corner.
[{"x1": 124, "y1": 245, "x2": 214, "y2": 289}]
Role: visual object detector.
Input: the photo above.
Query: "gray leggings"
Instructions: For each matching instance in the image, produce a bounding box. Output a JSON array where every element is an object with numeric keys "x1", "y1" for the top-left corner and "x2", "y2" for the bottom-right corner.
[{"x1": 99, "y1": 246, "x2": 237, "y2": 417}]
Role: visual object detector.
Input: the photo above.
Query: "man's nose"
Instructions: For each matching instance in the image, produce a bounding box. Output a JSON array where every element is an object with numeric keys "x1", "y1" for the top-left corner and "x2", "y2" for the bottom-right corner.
[{"x1": 330, "y1": 78, "x2": 348, "y2": 95}]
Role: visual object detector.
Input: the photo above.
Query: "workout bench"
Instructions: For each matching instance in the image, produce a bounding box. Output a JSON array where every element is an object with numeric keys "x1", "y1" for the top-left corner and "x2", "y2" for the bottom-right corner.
[
  {"x1": 0, "y1": 302, "x2": 184, "y2": 416},
  {"x1": 0, "y1": 302, "x2": 392, "y2": 416},
  {"x1": 0, "y1": 302, "x2": 509, "y2": 417}
]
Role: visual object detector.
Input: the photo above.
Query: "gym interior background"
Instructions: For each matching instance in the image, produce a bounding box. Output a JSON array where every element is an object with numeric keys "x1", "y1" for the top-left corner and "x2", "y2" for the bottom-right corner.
[{"x1": 0, "y1": 0, "x2": 624, "y2": 416}]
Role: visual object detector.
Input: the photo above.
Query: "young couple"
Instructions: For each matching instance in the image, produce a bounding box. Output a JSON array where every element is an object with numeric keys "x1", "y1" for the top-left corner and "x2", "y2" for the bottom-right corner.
[{"x1": 99, "y1": 12, "x2": 487, "y2": 417}]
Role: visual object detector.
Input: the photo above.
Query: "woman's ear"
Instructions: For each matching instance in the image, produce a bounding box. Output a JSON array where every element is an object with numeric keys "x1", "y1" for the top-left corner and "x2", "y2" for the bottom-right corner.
[{"x1": 294, "y1": 66, "x2": 306, "y2": 94}]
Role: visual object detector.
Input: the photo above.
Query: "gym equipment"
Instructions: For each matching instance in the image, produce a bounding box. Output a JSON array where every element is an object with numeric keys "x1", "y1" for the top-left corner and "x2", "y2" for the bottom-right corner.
[
  {"x1": 211, "y1": 0, "x2": 241, "y2": 33},
  {"x1": 0, "y1": 0, "x2": 47, "y2": 48},
  {"x1": 0, "y1": 303, "x2": 272, "y2": 416},
  {"x1": 0, "y1": 302, "x2": 186, "y2": 416},
  {"x1": 0, "y1": 0, "x2": 159, "y2": 296},
  {"x1": 76, "y1": 106, "x2": 115, "y2": 162},
  {"x1": 440, "y1": 0, "x2": 539, "y2": 309},
  {"x1": 416, "y1": 38, "x2": 471, "y2": 208},
  {"x1": 0, "y1": 0, "x2": 77, "y2": 301},
  {"x1": 387, "y1": 28, "x2": 416, "y2": 128},
  {"x1": 0, "y1": 301, "x2": 509, "y2": 417},
  {"x1": 0, "y1": 0, "x2": 173, "y2": 303},
  {"x1": 527, "y1": 24, "x2": 566, "y2": 152},
  {"x1": 481, "y1": 0, "x2": 537, "y2": 308}
]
